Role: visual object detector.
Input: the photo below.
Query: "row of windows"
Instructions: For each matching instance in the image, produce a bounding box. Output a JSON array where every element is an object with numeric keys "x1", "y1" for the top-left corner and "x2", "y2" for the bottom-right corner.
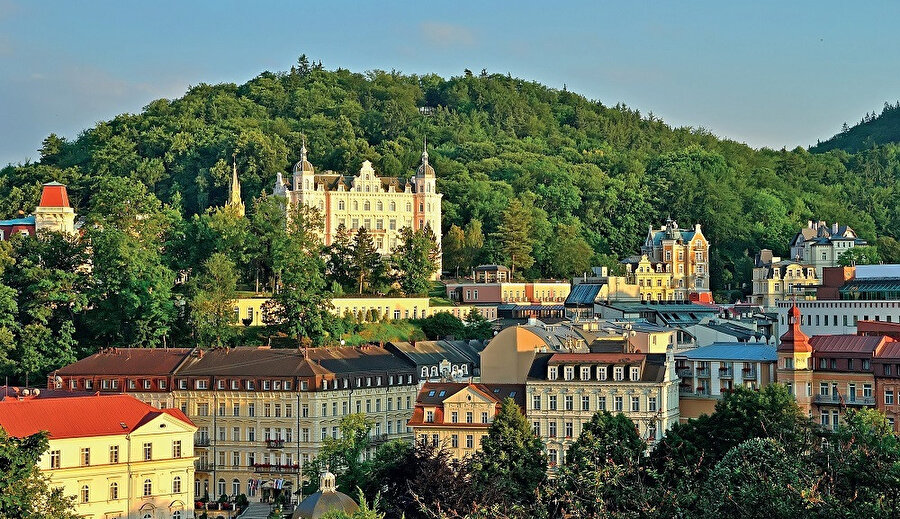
[
  {"x1": 67, "y1": 378, "x2": 166, "y2": 391},
  {"x1": 531, "y1": 394, "x2": 658, "y2": 413},
  {"x1": 547, "y1": 365, "x2": 641, "y2": 382},
  {"x1": 545, "y1": 424, "x2": 660, "y2": 465},
  {"x1": 49, "y1": 441, "x2": 182, "y2": 469},
  {"x1": 193, "y1": 396, "x2": 413, "y2": 422},
  {"x1": 779, "y1": 301, "x2": 900, "y2": 309},
  {"x1": 423, "y1": 409, "x2": 492, "y2": 424},
  {"x1": 184, "y1": 374, "x2": 414, "y2": 392},
  {"x1": 420, "y1": 433, "x2": 484, "y2": 449},
  {"x1": 78, "y1": 477, "x2": 184, "y2": 504},
  {"x1": 200, "y1": 422, "x2": 410, "y2": 455},
  {"x1": 421, "y1": 365, "x2": 469, "y2": 379}
]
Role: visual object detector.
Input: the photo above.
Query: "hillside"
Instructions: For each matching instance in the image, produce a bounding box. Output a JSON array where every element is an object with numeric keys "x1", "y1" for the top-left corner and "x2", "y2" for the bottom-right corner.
[
  {"x1": 3, "y1": 60, "x2": 900, "y2": 292},
  {"x1": 812, "y1": 102, "x2": 900, "y2": 153}
]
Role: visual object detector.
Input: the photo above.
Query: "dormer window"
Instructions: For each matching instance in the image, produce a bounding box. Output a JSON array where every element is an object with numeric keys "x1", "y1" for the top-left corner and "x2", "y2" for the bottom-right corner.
[
  {"x1": 548, "y1": 366, "x2": 558, "y2": 381},
  {"x1": 580, "y1": 367, "x2": 591, "y2": 381},
  {"x1": 630, "y1": 367, "x2": 640, "y2": 381},
  {"x1": 564, "y1": 366, "x2": 574, "y2": 381},
  {"x1": 597, "y1": 366, "x2": 607, "y2": 381},
  {"x1": 614, "y1": 367, "x2": 624, "y2": 381}
]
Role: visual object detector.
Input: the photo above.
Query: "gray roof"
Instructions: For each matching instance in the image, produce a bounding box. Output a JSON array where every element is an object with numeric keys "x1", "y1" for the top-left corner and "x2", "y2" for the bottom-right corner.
[
  {"x1": 565, "y1": 284, "x2": 603, "y2": 306},
  {"x1": 293, "y1": 491, "x2": 358, "y2": 519},
  {"x1": 677, "y1": 343, "x2": 777, "y2": 362},
  {"x1": 386, "y1": 340, "x2": 485, "y2": 367}
]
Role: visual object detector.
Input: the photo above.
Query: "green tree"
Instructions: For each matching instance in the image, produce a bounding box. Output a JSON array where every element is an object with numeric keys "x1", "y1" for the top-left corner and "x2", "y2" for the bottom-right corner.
[
  {"x1": 392, "y1": 226, "x2": 439, "y2": 295},
  {"x1": 326, "y1": 224, "x2": 355, "y2": 292},
  {"x1": 544, "y1": 222, "x2": 593, "y2": 279},
  {"x1": 442, "y1": 224, "x2": 467, "y2": 277},
  {"x1": 470, "y1": 398, "x2": 546, "y2": 509},
  {"x1": 0, "y1": 430, "x2": 79, "y2": 518},
  {"x1": 494, "y1": 199, "x2": 534, "y2": 277},
  {"x1": 554, "y1": 411, "x2": 658, "y2": 518},
  {"x1": 418, "y1": 312, "x2": 465, "y2": 340},
  {"x1": 190, "y1": 253, "x2": 238, "y2": 347},
  {"x1": 463, "y1": 219, "x2": 485, "y2": 270},
  {"x1": 350, "y1": 227, "x2": 384, "y2": 294},
  {"x1": 463, "y1": 308, "x2": 493, "y2": 340},
  {"x1": 306, "y1": 414, "x2": 373, "y2": 496},
  {"x1": 838, "y1": 245, "x2": 881, "y2": 266}
]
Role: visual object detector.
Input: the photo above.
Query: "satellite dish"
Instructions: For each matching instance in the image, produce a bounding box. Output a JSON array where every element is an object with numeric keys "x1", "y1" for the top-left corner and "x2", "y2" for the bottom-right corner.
[{"x1": 32, "y1": 389, "x2": 40, "y2": 396}]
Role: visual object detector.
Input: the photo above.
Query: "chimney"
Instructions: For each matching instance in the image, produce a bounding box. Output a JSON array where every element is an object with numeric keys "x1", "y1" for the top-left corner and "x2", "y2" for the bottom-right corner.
[
  {"x1": 807, "y1": 220, "x2": 813, "y2": 229},
  {"x1": 832, "y1": 222, "x2": 838, "y2": 234}
]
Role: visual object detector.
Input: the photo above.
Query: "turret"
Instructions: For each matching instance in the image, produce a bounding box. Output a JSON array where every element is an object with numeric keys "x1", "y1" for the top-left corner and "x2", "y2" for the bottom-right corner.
[
  {"x1": 33, "y1": 182, "x2": 75, "y2": 234},
  {"x1": 225, "y1": 156, "x2": 245, "y2": 217},
  {"x1": 292, "y1": 139, "x2": 315, "y2": 191}
]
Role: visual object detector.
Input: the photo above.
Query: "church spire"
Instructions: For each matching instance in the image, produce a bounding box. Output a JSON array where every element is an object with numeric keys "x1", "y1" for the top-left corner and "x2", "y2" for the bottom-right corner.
[{"x1": 226, "y1": 154, "x2": 245, "y2": 217}]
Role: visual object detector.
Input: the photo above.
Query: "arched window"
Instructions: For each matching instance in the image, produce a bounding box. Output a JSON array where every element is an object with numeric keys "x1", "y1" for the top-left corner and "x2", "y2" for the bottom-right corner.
[
  {"x1": 364, "y1": 201, "x2": 371, "y2": 211},
  {"x1": 81, "y1": 485, "x2": 90, "y2": 503},
  {"x1": 217, "y1": 478, "x2": 226, "y2": 498},
  {"x1": 232, "y1": 479, "x2": 240, "y2": 496},
  {"x1": 143, "y1": 478, "x2": 152, "y2": 497},
  {"x1": 365, "y1": 185, "x2": 370, "y2": 192},
  {"x1": 247, "y1": 479, "x2": 256, "y2": 497},
  {"x1": 430, "y1": 366, "x2": 438, "y2": 377},
  {"x1": 390, "y1": 201, "x2": 396, "y2": 211},
  {"x1": 421, "y1": 367, "x2": 428, "y2": 378},
  {"x1": 172, "y1": 476, "x2": 181, "y2": 494},
  {"x1": 353, "y1": 201, "x2": 358, "y2": 210},
  {"x1": 173, "y1": 512, "x2": 183, "y2": 519},
  {"x1": 338, "y1": 200, "x2": 345, "y2": 210},
  {"x1": 142, "y1": 514, "x2": 152, "y2": 519},
  {"x1": 376, "y1": 201, "x2": 383, "y2": 211},
  {"x1": 109, "y1": 482, "x2": 118, "y2": 500}
]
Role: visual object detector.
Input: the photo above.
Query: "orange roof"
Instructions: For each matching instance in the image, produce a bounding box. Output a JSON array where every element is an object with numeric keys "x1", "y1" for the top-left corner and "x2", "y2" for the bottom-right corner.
[
  {"x1": 38, "y1": 182, "x2": 70, "y2": 208},
  {"x1": 0, "y1": 394, "x2": 193, "y2": 439}
]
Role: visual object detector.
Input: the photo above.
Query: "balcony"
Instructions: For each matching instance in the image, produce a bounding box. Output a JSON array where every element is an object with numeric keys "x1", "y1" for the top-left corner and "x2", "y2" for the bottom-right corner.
[
  {"x1": 195, "y1": 437, "x2": 211, "y2": 448},
  {"x1": 718, "y1": 367, "x2": 734, "y2": 379},
  {"x1": 815, "y1": 394, "x2": 876, "y2": 406},
  {"x1": 675, "y1": 366, "x2": 693, "y2": 378},
  {"x1": 195, "y1": 460, "x2": 217, "y2": 472},
  {"x1": 696, "y1": 367, "x2": 710, "y2": 377},
  {"x1": 369, "y1": 434, "x2": 389, "y2": 446},
  {"x1": 741, "y1": 368, "x2": 757, "y2": 380},
  {"x1": 252, "y1": 463, "x2": 300, "y2": 474},
  {"x1": 265, "y1": 439, "x2": 285, "y2": 449}
]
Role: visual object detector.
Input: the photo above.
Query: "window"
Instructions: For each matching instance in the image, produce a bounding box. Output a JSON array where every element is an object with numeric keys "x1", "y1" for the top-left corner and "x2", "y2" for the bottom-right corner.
[
  {"x1": 172, "y1": 440, "x2": 182, "y2": 458},
  {"x1": 466, "y1": 435, "x2": 474, "y2": 449},
  {"x1": 49, "y1": 450, "x2": 60, "y2": 469},
  {"x1": 109, "y1": 445, "x2": 119, "y2": 463},
  {"x1": 481, "y1": 412, "x2": 489, "y2": 423},
  {"x1": 549, "y1": 421, "x2": 557, "y2": 438},
  {"x1": 630, "y1": 367, "x2": 640, "y2": 381},
  {"x1": 143, "y1": 479, "x2": 152, "y2": 497},
  {"x1": 548, "y1": 449, "x2": 558, "y2": 466},
  {"x1": 196, "y1": 380, "x2": 208, "y2": 390},
  {"x1": 886, "y1": 390, "x2": 894, "y2": 405},
  {"x1": 615, "y1": 396, "x2": 623, "y2": 412},
  {"x1": 548, "y1": 366, "x2": 558, "y2": 380},
  {"x1": 580, "y1": 366, "x2": 591, "y2": 380},
  {"x1": 248, "y1": 403, "x2": 255, "y2": 417},
  {"x1": 532, "y1": 395, "x2": 541, "y2": 410},
  {"x1": 109, "y1": 482, "x2": 118, "y2": 500},
  {"x1": 549, "y1": 395, "x2": 557, "y2": 411},
  {"x1": 598, "y1": 396, "x2": 607, "y2": 411},
  {"x1": 173, "y1": 476, "x2": 182, "y2": 493},
  {"x1": 631, "y1": 396, "x2": 640, "y2": 412},
  {"x1": 532, "y1": 422, "x2": 540, "y2": 436},
  {"x1": 426, "y1": 411, "x2": 434, "y2": 423},
  {"x1": 81, "y1": 485, "x2": 90, "y2": 503},
  {"x1": 864, "y1": 384, "x2": 873, "y2": 399},
  {"x1": 614, "y1": 367, "x2": 624, "y2": 381},
  {"x1": 564, "y1": 366, "x2": 574, "y2": 381},
  {"x1": 451, "y1": 434, "x2": 459, "y2": 448},
  {"x1": 598, "y1": 367, "x2": 607, "y2": 381},
  {"x1": 81, "y1": 448, "x2": 91, "y2": 466},
  {"x1": 582, "y1": 395, "x2": 590, "y2": 411},
  {"x1": 565, "y1": 422, "x2": 574, "y2": 438},
  {"x1": 143, "y1": 443, "x2": 152, "y2": 461},
  {"x1": 466, "y1": 411, "x2": 473, "y2": 423},
  {"x1": 564, "y1": 395, "x2": 573, "y2": 411},
  {"x1": 648, "y1": 396, "x2": 657, "y2": 412}
]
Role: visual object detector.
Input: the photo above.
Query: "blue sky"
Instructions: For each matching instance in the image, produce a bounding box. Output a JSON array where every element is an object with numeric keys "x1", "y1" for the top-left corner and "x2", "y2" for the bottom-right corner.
[{"x1": 2, "y1": 0, "x2": 899, "y2": 165}]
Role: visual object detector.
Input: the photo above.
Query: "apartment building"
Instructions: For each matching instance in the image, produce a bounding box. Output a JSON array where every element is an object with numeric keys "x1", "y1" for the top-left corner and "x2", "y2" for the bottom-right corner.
[{"x1": 0, "y1": 394, "x2": 196, "y2": 519}]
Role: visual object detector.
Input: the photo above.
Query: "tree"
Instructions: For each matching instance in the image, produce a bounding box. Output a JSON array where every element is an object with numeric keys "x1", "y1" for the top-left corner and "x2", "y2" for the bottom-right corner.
[
  {"x1": 544, "y1": 222, "x2": 593, "y2": 279},
  {"x1": 494, "y1": 199, "x2": 534, "y2": 277},
  {"x1": 839, "y1": 245, "x2": 881, "y2": 266},
  {"x1": 269, "y1": 204, "x2": 333, "y2": 347},
  {"x1": 392, "y1": 226, "x2": 439, "y2": 295},
  {"x1": 443, "y1": 224, "x2": 467, "y2": 276},
  {"x1": 326, "y1": 224, "x2": 355, "y2": 292},
  {"x1": 350, "y1": 227, "x2": 384, "y2": 294},
  {"x1": 554, "y1": 411, "x2": 658, "y2": 518},
  {"x1": 470, "y1": 398, "x2": 546, "y2": 509},
  {"x1": 0, "y1": 430, "x2": 79, "y2": 518},
  {"x1": 697, "y1": 438, "x2": 815, "y2": 519},
  {"x1": 419, "y1": 312, "x2": 465, "y2": 340},
  {"x1": 463, "y1": 308, "x2": 493, "y2": 340},
  {"x1": 306, "y1": 414, "x2": 373, "y2": 496},
  {"x1": 463, "y1": 219, "x2": 485, "y2": 271},
  {"x1": 190, "y1": 253, "x2": 238, "y2": 347}
]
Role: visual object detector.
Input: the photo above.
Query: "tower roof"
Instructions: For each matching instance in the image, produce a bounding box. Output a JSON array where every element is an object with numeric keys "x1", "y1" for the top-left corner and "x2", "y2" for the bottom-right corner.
[
  {"x1": 778, "y1": 304, "x2": 812, "y2": 353},
  {"x1": 38, "y1": 182, "x2": 70, "y2": 208},
  {"x1": 416, "y1": 137, "x2": 435, "y2": 177},
  {"x1": 293, "y1": 139, "x2": 315, "y2": 174},
  {"x1": 226, "y1": 156, "x2": 245, "y2": 216}
]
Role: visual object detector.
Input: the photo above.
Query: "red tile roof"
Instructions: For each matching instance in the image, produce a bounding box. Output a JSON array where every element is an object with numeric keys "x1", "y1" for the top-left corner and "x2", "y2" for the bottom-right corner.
[
  {"x1": 875, "y1": 341, "x2": 900, "y2": 361},
  {"x1": 810, "y1": 335, "x2": 890, "y2": 356},
  {"x1": 55, "y1": 348, "x2": 194, "y2": 376},
  {"x1": 38, "y1": 182, "x2": 70, "y2": 208},
  {"x1": 0, "y1": 394, "x2": 193, "y2": 439}
]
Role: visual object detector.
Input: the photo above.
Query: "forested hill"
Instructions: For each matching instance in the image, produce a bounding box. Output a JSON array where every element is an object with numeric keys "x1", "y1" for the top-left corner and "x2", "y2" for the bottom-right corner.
[
  {"x1": 812, "y1": 102, "x2": 900, "y2": 154},
  {"x1": 3, "y1": 60, "x2": 900, "y2": 292}
]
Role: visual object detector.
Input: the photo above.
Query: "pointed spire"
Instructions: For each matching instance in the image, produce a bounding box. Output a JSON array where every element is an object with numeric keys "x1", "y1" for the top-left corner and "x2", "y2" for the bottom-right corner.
[
  {"x1": 226, "y1": 153, "x2": 245, "y2": 217},
  {"x1": 301, "y1": 136, "x2": 308, "y2": 162}
]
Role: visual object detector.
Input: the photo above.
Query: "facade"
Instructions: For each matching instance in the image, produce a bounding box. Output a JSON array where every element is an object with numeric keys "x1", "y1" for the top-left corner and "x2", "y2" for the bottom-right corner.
[
  {"x1": 789, "y1": 220, "x2": 866, "y2": 277},
  {"x1": 385, "y1": 340, "x2": 486, "y2": 382},
  {"x1": 774, "y1": 299, "x2": 900, "y2": 337},
  {"x1": 0, "y1": 394, "x2": 196, "y2": 519},
  {"x1": 874, "y1": 340, "x2": 900, "y2": 432},
  {"x1": 750, "y1": 249, "x2": 819, "y2": 308},
  {"x1": 641, "y1": 218, "x2": 711, "y2": 302},
  {"x1": 776, "y1": 305, "x2": 896, "y2": 430},
  {"x1": 408, "y1": 382, "x2": 523, "y2": 460},
  {"x1": 50, "y1": 346, "x2": 419, "y2": 503},
  {"x1": 479, "y1": 324, "x2": 596, "y2": 385},
  {"x1": 0, "y1": 182, "x2": 76, "y2": 240},
  {"x1": 675, "y1": 343, "x2": 777, "y2": 421},
  {"x1": 526, "y1": 351, "x2": 679, "y2": 471},
  {"x1": 445, "y1": 279, "x2": 571, "y2": 305},
  {"x1": 274, "y1": 142, "x2": 441, "y2": 266}
]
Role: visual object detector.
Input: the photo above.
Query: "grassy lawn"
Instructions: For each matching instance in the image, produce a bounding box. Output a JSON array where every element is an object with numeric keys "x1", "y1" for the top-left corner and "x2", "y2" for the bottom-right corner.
[{"x1": 341, "y1": 320, "x2": 425, "y2": 346}]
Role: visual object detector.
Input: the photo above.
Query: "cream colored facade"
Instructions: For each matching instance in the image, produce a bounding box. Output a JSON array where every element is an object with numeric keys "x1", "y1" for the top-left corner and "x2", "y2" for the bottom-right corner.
[
  {"x1": 39, "y1": 412, "x2": 196, "y2": 519},
  {"x1": 751, "y1": 253, "x2": 819, "y2": 308},
  {"x1": 275, "y1": 143, "x2": 441, "y2": 266},
  {"x1": 232, "y1": 296, "x2": 497, "y2": 326},
  {"x1": 642, "y1": 218, "x2": 711, "y2": 300}
]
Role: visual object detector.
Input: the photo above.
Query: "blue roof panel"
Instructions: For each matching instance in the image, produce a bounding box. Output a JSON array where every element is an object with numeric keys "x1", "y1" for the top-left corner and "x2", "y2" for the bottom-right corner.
[{"x1": 678, "y1": 342, "x2": 777, "y2": 362}]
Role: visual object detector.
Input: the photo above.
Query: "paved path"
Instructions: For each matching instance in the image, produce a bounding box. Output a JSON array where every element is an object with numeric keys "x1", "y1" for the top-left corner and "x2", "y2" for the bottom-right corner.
[{"x1": 238, "y1": 502, "x2": 276, "y2": 519}]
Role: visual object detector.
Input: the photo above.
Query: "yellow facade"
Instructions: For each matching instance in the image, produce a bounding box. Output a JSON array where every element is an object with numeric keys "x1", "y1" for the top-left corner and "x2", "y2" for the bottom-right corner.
[
  {"x1": 411, "y1": 385, "x2": 501, "y2": 460},
  {"x1": 751, "y1": 259, "x2": 819, "y2": 308},
  {"x1": 37, "y1": 412, "x2": 196, "y2": 519},
  {"x1": 627, "y1": 255, "x2": 678, "y2": 302}
]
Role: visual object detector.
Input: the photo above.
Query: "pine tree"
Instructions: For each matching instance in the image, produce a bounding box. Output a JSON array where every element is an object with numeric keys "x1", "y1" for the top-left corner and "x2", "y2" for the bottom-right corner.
[
  {"x1": 443, "y1": 224, "x2": 466, "y2": 277},
  {"x1": 495, "y1": 199, "x2": 534, "y2": 277},
  {"x1": 350, "y1": 227, "x2": 383, "y2": 294},
  {"x1": 392, "y1": 226, "x2": 440, "y2": 295}
]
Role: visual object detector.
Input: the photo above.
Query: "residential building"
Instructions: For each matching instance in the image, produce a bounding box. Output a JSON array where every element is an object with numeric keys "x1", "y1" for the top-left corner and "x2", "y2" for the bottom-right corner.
[
  {"x1": 675, "y1": 343, "x2": 777, "y2": 421},
  {"x1": 444, "y1": 278, "x2": 571, "y2": 305},
  {"x1": 385, "y1": 340, "x2": 487, "y2": 382},
  {"x1": 474, "y1": 264, "x2": 510, "y2": 283},
  {"x1": 681, "y1": 319, "x2": 769, "y2": 348},
  {"x1": 789, "y1": 220, "x2": 866, "y2": 277},
  {"x1": 750, "y1": 249, "x2": 819, "y2": 308},
  {"x1": 0, "y1": 182, "x2": 76, "y2": 240},
  {"x1": 408, "y1": 382, "x2": 523, "y2": 460},
  {"x1": 526, "y1": 350, "x2": 679, "y2": 471},
  {"x1": 274, "y1": 141, "x2": 441, "y2": 269},
  {"x1": 641, "y1": 218, "x2": 711, "y2": 302},
  {"x1": 622, "y1": 254, "x2": 679, "y2": 302},
  {"x1": 0, "y1": 394, "x2": 196, "y2": 519},
  {"x1": 50, "y1": 346, "x2": 418, "y2": 502},
  {"x1": 479, "y1": 323, "x2": 596, "y2": 384},
  {"x1": 776, "y1": 305, "x2": 895, "y2": 429},
  {"x1": 874, "y1": 340, "x2": 900, "y2": 432}
]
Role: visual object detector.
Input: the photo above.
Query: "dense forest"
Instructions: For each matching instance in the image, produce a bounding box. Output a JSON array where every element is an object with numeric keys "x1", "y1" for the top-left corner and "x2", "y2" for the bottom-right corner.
[
  {"x1": 812, "y1": 101, "x2": 900, "y2": 153},
  {"x1": 3, "y1": 57, "x2": 900, "y2": 289}
]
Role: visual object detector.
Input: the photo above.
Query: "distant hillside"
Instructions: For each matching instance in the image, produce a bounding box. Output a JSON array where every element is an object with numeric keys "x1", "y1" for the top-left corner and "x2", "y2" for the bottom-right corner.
[
  {"x1": 811, "y1": 102, "x2": 900, "y2": 153},
  {"x1": 2, "y1": 59, "x2": 900, "y2": 292}
]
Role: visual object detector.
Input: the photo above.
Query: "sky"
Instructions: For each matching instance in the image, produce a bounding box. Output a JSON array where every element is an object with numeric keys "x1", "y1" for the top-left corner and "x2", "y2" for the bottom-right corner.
[{"x1": 2, "y1": 0, "x2": 900, "y2": 165}]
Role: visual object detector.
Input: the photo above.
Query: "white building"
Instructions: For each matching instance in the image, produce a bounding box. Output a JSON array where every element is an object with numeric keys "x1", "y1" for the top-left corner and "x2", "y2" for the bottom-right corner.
[{"x1": 789, "y1": 221, "x2": 866, "y2": 277}]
